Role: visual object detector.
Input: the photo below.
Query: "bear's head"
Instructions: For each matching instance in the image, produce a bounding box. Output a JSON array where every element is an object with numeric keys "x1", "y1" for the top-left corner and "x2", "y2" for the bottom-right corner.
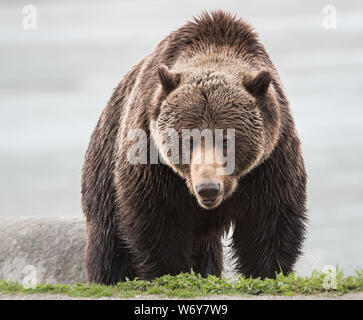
[{"x1": 150, "y1": 65, "x2": 281, "y2": 209}]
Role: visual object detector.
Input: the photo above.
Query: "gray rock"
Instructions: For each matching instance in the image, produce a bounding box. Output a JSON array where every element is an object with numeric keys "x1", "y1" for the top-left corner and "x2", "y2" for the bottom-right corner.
[
  {"x1": 0, "y1": 216, "x2": 86, "y2": 285},
  {"x1": 0, "y1": 216, "x2": 323, "y2": 285}
]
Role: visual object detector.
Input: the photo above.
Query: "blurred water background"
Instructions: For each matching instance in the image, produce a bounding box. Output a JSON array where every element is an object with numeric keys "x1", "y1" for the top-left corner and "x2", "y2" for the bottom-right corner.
[{"x1": 0, "y1": 0, "x2": 362, "y2": 275}]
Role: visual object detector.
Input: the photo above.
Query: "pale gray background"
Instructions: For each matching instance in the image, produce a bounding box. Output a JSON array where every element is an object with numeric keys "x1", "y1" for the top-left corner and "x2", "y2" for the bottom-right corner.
[{"x1": 0, "y1": 0, "x2": 362, "y2": 275}]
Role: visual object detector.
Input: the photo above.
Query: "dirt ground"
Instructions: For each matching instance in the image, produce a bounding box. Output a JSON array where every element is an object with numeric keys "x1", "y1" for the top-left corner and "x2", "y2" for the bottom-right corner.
[{"x1": 1, "y1": 292, "x2": 362, "y2": 300}]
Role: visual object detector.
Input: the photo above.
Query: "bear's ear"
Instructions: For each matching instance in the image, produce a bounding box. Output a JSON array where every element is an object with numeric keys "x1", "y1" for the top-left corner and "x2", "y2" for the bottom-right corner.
[
  {"x1": 157, "y1": 65, "x2": 181, "y2": 94},
  {"x1": 243, "y1": 70, "x2": 272, "y2": 97}
]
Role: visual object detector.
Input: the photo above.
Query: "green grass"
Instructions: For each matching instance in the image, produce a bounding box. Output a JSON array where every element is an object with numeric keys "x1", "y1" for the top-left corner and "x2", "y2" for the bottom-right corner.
[{"x1": 0, "y1": 268, "x2": 362, "y2": 298}]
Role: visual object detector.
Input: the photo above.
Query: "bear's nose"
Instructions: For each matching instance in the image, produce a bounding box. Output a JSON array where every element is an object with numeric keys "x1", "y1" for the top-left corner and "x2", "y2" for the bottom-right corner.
[{"x1": 196, "y1": 182, "x2": 220, "y2": 199}]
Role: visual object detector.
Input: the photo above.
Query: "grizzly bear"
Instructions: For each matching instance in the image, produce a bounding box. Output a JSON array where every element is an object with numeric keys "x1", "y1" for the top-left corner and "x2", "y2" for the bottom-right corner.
[{"x1": 81, "y1": 11, "x2": 307, "y2": 285}]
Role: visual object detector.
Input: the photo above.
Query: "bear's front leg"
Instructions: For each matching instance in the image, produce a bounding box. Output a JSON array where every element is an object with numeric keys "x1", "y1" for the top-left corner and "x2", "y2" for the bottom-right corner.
[
  {"x1": 231, "y1": 130, "x2": 307, "y2": 279},
  {"x1": 85, "y1": 218, "x2": 136, "y2": 285},
  {"x1": 192, "y1": 236, "x2": 223, "y2": 278},
  {"x1": 121, "y1": 207, "x2": 194, "y2": 280},
  {"x1": 231, "y1": 201, "x2": 306, "y2": 279}
]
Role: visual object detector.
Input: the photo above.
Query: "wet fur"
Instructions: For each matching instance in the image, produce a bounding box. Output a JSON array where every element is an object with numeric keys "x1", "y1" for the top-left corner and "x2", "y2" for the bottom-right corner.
[{"x1": 81, "y1": 11, "x2": 307, "y2": 284}]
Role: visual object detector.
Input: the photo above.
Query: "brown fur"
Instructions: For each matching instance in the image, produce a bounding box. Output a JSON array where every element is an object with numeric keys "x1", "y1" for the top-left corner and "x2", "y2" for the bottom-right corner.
[{"x1": 81, "y1": 11, "x2": 307, "y2": 284}]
